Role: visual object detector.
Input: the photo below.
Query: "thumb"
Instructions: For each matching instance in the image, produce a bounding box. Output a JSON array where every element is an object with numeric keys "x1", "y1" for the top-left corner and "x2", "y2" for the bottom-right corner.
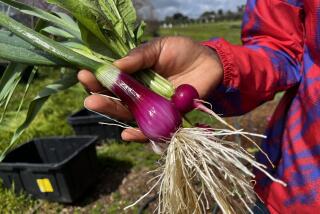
[{"x1": 114, "y1": 38, "x2": 163, "y2": 73}]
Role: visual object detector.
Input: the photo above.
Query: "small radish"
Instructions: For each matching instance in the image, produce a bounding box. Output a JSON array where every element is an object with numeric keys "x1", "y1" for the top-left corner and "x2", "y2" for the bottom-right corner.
[{"x1": 171, "y1": 84, "x2": 199, "y2": 114}]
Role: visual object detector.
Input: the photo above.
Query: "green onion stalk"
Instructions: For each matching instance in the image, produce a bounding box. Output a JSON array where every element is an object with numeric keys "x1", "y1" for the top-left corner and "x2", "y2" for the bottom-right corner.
[{"x1": 0, "y1": 1, "x2": 286, "y2": 214}]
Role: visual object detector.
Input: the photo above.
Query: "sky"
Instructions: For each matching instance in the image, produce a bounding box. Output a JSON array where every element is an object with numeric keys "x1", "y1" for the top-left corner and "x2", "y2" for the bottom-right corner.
[{"x1": 150, "y1": 0, "x2": 247, "y2": 20}]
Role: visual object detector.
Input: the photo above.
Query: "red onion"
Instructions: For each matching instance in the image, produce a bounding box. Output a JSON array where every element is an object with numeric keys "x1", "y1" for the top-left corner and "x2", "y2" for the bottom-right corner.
[{"x1": 96, "y1": 66, "x2": 182, "y2": 141}]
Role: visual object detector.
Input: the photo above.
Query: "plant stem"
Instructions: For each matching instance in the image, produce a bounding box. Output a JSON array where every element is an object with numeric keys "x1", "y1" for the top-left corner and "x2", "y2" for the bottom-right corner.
[
  {"x1": 134, "y1": 70, "x2": 175, "y2": 99},
  {"x1": 95, "y1": 64, "x2": 119, "y2": 90}
]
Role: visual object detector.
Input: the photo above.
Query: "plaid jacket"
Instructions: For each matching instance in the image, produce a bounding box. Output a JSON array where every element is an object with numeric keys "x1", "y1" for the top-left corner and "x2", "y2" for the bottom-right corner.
[{"x1": 203, "y1": 0, "x2": 320, "y2": 213}]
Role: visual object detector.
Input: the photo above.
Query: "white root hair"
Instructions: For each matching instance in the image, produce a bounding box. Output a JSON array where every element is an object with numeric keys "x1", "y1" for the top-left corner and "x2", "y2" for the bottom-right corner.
[
  {"x1": 125, "y1": 127, "x2": 286, "y2": 214},
  {"x1": 156, "y1": 128, "x2": 286, "y2": 214}
]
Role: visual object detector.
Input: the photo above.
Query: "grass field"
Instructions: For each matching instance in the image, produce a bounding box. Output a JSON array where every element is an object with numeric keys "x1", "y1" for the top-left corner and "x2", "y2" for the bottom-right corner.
[
  {"x1": 160, "y1": 21, "x2": 242, "y2": 44},
  {"x1": 0, "y1": 21, "x2": 242, "y2": 213}
]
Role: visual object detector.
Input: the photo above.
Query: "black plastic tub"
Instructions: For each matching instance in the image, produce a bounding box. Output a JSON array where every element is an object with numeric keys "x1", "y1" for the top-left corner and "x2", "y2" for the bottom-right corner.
[
  {"x1": 68, "y1": 109, "x2": 122, "y2": 141},
  {"x1": 0, "y1": 136, "x2": 99, "y2": 203},
  {"x1": 0, "y1": 63, "x2": 7, "y2": 78}
]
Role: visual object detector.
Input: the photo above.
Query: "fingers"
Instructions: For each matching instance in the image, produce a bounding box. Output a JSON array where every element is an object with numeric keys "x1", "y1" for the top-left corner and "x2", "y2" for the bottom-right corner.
[
  {"x1": 121, "y1": 128, "x2": 147, "y2": 142},
  {"x1": 84, "y1": 94, "x2": 132, "y2": 121},
  {"x1": 85, "y1": 95, "x2": 147, "y2": 142},
  {"x1": 114, "y1": 38, "x2": 164, "y2": 73},
  {"x1": 84, "y1": 93, "x2": 148, "y2": 142},
  {"x1": 78, "y1": 69, "x2": 108, "y2": 94}
]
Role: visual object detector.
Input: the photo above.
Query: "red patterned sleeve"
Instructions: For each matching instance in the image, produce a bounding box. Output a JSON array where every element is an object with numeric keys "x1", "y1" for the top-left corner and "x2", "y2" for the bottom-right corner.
[{"x1": 202, "y1": 0, "x2": 304, "y2": 116}]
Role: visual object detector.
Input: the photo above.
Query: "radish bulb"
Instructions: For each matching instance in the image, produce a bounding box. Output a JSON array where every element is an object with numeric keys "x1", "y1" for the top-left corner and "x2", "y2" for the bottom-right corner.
[{"x1": 171, "y1": 84, "x2": 199, "y2": 114}]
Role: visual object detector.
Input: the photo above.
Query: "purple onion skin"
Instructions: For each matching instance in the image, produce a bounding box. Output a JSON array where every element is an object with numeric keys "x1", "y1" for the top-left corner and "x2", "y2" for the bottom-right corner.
[
  {"x1": 171, "y1": 84, "x2": 200, "y2": 114},
  {"x1": 112, "y1": 72, "x2": 182, "y2": 141}
]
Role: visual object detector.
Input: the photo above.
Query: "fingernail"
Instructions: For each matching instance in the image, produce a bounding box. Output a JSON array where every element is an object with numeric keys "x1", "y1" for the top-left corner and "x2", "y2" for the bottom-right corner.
[
  {"x1": 83, "y1": 97, "x2": 91, "y2": 109},
  {"x1": 121, "y1": 129, "x2": 132, "y2": 141},
  {"x1": 121, "y1": 128, "x2": 143, "y2": 141},
  {"x1": 83, "y1": 96, "x2": 98, "y2": 109}
]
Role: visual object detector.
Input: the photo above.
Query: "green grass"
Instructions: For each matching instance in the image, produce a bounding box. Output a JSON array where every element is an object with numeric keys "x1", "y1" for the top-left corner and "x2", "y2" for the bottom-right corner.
[
  {"x1": 0, "y1": 20, "x2": 242, "y2": 213},
  {"x1": 160, "y1": 21, "x2": 242, "y2": 44},
  {"x1": 0, "y1": 181, "x2": 35, "y2": 213},
  {"x1": 97, "y1": 142, "x2": 160, "y2": 170},
  {"x1": 0, "y1": 70, "x2": 85, "y2": 151}
]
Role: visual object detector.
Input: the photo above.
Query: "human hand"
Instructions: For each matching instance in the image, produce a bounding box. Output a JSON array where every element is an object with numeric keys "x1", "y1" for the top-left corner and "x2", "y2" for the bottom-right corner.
[{"x1": 78, "y1": 36, "x2": 223, "y2": 142}]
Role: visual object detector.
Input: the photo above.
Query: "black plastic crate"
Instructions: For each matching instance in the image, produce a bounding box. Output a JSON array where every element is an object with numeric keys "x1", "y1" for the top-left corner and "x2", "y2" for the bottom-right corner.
[
  {"x1": 68, "y1": 109, "x2": 122, "y2": 141},
  {"x1": 0, "y1": 136, "x2": 99, "y2": 203}
]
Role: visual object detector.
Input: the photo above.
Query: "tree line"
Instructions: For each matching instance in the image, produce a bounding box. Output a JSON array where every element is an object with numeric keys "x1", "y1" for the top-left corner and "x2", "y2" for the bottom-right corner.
[{"x1": 162, "y1": 5, "x2": 245, "y2": 25}]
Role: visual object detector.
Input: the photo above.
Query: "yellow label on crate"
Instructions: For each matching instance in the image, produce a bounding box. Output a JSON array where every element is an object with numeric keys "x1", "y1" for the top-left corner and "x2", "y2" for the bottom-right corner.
[{"x1": 37, "y1": 178, "x2": 54, "y2": 193}]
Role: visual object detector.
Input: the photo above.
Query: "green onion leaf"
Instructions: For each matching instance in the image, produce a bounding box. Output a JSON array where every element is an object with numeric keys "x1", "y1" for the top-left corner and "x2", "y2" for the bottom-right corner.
[
  {"x1": 114, "y1": 0, "x2": 137, "y2": 33},
  {"x1": 53, "y1": 11, "x2": 78, "y2": 27},
  {"x1": 0, "y1": 42, "x2": 68, "y2": 66},
  {"x1": 15, "y1": 68, "x2": 37, "y2": 119},
  {"x1": 46, "y1": 0, "x2": 112, "y2": 48},
  {"x1": 0, "y1": 12, "x2": 103, "y2": 70},
  {"x1": 0, "y1": 30, "x2": 34, "y2": 49},
  {"x1": 41, "y1": 26, "x2": 75, "y2": 39},
  {"x1": 0, "y1": 63, "x2": 28, "y2": 121},
  {"x1": 0, "y1": 0, "x2": 81, "y2": 39},
  {"x1": 135, "y1": 21, "x2": 146, "y2": 44}
]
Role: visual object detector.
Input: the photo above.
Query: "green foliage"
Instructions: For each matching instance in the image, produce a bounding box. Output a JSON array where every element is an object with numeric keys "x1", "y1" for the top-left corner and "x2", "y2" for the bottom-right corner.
[
  {"x1": 41, "y1": 26, "x2": 75, "y2": 39},
  {"x1": 47, "y1": 0, "x2": 110, "y2": 44},
  {"x1": 115, "y1": 0, "x2": 137, "y2": 32},
  {"x1": 98, "y1": 0, "x2": 137, "y2": 49},
  {"x1": 0, "y1": 30, "x2": 34, "y2": 49},
  {"x1": 0, "y1": 31, "x2": 67, "y2": 66},
  {"x1": 0, "y1": 8, "x2": 106, "y2": 158},
  {"x1": 0, "y1": 43, "x2": 65, "y2": 66},
  {"x1": 0, "y1": 12, "x2": 101, "y2": 70},
  {"x1": 46, "y1": 0, "x2": 134, "y2": 57},
  {"x1": 0, "y1": 71, "x2": 86, "y2": 152},
  {"x1": 0, "y1": 0, "x2": 81, "y2": 39},
  {"x1": 0, "y1": 64, "x2": 29, "y2": 127},
  {"x1": 134, "y1": 20, "x2": 146, "y2": 44},
  {"x1": 0, "y1": 70, "x2": 79, "y2": 160},
  {"x1": 0, "y1": 64, "x2": 27, "y2": 106},
  {"x1": 0, "y1": 181, "x2": 35, "y2": 214}
]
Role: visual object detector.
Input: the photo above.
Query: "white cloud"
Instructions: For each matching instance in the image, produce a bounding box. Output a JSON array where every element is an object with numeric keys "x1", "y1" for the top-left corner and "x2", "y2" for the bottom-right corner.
[{"x1": 151, "y1": 0, "x2": 246, "y2": 20}]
